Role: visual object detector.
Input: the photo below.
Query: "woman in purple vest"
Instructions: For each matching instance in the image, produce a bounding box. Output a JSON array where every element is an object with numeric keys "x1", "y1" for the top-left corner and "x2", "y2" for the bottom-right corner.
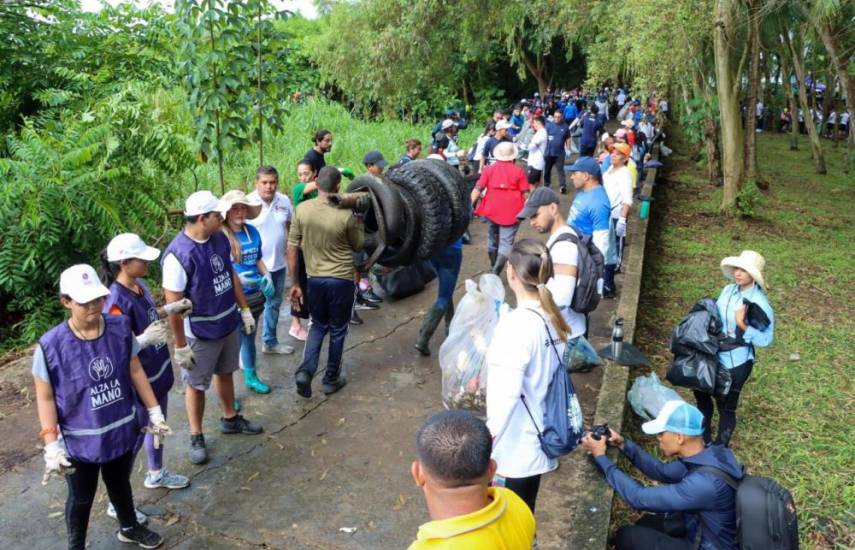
[
  {"x1": 100, "y1": 233, "x2": 194, "y2": 506},
  {"x1": 33, "y1": 264, "x2": 173, "y2": 549}
]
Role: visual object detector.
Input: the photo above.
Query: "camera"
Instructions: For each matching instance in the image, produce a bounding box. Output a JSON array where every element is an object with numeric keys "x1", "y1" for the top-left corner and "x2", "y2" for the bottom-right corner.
[{"x1": 590, "y1": 423, "x2": 612, "y2": 441}]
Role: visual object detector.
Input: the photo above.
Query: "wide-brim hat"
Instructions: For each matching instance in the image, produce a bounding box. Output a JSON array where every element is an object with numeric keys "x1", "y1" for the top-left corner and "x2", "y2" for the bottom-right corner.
[
  {"x1": 219, "y1": 190, "x2": 262, "y2": 219},
  {"x1": 720, "y1": 250, "x2": 767, "y2": 289},
  {"x1": 621, "y1": 119, "x2": 635, "y2": 128},
  {"x1": 493, "y1": 141, "x2": 517, "y2": 162}
]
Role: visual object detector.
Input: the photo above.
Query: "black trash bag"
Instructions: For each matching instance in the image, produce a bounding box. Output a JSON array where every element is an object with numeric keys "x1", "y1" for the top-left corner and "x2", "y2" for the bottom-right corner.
[
  {"x1": 715, "y1": 364, "x2": 732, "y2": 397},
  {"x1": 670, "y1": 298, "x2": 722, "y2": 356},
  {"x1": 376, "y1": 261, "x2": 436, "y2": 300},
  {"x1": 741, "y1": 298, "x2": 771, "y2": 333},
  {"x1": 666, "y1": 350, "x2": 717, "y2": 394}
]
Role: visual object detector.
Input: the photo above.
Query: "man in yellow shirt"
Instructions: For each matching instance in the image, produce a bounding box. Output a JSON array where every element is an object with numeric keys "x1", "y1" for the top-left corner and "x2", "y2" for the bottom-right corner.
[{"x1": 409, "y1": 411, "x2": 535, "y2": 549}]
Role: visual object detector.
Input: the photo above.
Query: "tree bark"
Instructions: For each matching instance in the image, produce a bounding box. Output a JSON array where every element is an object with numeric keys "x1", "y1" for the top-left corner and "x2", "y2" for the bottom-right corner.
[
  {"x1": 743, "y1": 0, "x2": 761, "y2": 182},
  {"x1": 714, "y1": 0, "x2": 745, "y2": 211},
  {"x1": 784, "y1": 26, "x2": 826, "y2": 174},
  {"x1": 778, "y1": 47, "x2": 799, "y2": 150},
  {"x1": 256, "y1": 2, "x2": 264, "y2": 166},
  {"x1": 813, "y1": 16, "x2": 854, "y2": 153}
]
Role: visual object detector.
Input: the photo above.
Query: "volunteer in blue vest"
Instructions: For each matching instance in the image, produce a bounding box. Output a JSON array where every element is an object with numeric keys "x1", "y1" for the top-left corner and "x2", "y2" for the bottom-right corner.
[
  {"x1": 33, "y1": 264, "x2": 173, "y2": 549},
  {"x1": 162, "y1": 191, "x2": 264, "y2": 466},
  {"x1": 99, "y1": 234, "x2": 193, "y2": 526},
  {"x1": 220, "y1": 190, "x2": 277, "y2": 395}
]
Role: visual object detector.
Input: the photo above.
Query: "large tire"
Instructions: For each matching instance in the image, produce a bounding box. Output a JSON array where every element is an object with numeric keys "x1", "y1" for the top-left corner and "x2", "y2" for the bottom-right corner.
[
  {"x1": 377, "y1": 181, "x2": 420, "y2": 267},
  {"x1": 347, "y1": 175, "x2": 405, "y2": 242},
  {"x1": 406, "y1": 160, "x2": 471, "y2": 244},
  {"x1": 387, "y1": 163, "x2": 451, "y2": 259}
]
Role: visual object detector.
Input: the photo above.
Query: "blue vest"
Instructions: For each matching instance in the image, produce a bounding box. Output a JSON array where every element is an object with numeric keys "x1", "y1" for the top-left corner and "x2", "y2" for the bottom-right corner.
[
  {"x1": 104, "y1": 280, "x2": 174, "y2": 398},
  {"x1": 163, "y1": 231, "x2": 240, "y2": 340},
  {"x1": 39, "y1": 315, "x2": 139, "y2": 463}
]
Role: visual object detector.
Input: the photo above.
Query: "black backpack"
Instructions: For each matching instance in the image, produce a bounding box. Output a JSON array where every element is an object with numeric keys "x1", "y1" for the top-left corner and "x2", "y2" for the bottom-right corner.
[
  {"x1": 693, "y1": 466, "x2": 799, "y2": 550},
  {"x1": 548, "y1": 226, "x2": 604, "y2": 314}
]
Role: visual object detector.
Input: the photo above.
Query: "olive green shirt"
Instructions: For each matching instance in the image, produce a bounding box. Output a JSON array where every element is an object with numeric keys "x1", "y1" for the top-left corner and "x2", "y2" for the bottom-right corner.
[{"x1": 287, "y1": 197, "x2": 364, "y2": 281}]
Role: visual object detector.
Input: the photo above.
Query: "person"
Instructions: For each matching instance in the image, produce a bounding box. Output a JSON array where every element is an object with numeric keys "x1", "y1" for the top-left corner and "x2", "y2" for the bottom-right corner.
[
  {"x1": 696, "y1": 251, "x2": 774, "y2": 446},
  {"x1": 399, "y1": 138, "x2": 422, "y2": 165},
  {"x1": 291, "y1": 160, "x2": 318, "y2": 210},
  {"x1": 302, "y1": 129, "x2": 332, "y2": 174},
  {"x1": 470, "y1": 141, "x2": 530, "y2": 275},
  {"x1": 100, "y1": 234, "x2": 192, "y2": 524},
  {"x1": 34, "y1": 264, "x2": 172, "y2": 549},
  {"x1": 247, "y1": 166, "x2": 296, "y2": 355},
  {"x1": 581, "y1": 400, "x2": 742, "y2": 550},
  {"x1": 288, "y1": 161, "x2": 318, "y2": 342},
  {"x1": 526, "y1": 115, "x2": 547, "y2": 185},
  {"x1": 544, "y1": 109, "x2": 571, "y2": 193},
  {"x1": 602, "y1": 143, "x2": 633, "y2": 298},
  {"x1": 565, "y1": 156, "x2": 611, "y2": 263},
  {"x1": 414, "y1": 235, "x2": 463, "y2": 356},
  {"x1": 437, "y1": 122, "x2": 461, "y2": 168},
  {"x1": 517, "y1": 187, "x2": 587, "y2": 343},
  {"x1": 480, "y1": 119, "x2": 512, "y2": 172},
  {"x1": 509, "y1": 105, "x2": 525, "y2": 138},
  {"x1": 162, "y1": 190, "x2": 264, "y2": 465},
  {"x1": 579, "y1": 104, "x2": 603, "y2": 156},
  {"x1": 350, "y1": 152, "x2": 387, "y2": 323},
  {"x1": 363, "y1": 150, "x2": 388, "y2": 176},
  {"x1": 288, "y1": 166, "x2": 365, "y2": 398},
  {"x1": 469, "y1": 121, "x2": 495, "y2": 174},
  {"x1": 486, "y1": 239, "x2": 574, "y2": 513},
  {"x1": 220, "y1": 190, "x2": 277, "y2": 394},
  {"x1": 408, "y1": 410, "x2": 535, "y2": 549}
]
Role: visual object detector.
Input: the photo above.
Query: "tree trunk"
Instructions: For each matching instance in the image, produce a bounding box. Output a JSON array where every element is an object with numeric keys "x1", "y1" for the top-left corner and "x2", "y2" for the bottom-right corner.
[
  {"x1": 743, "y1": 0, "x2": 761, "y2": 182},
  {"x1": 693, "y1": 66, "x2": 723, "y2": 184},
  {"x1": 785, "y1": 27, "x2": 826, "y2": 174},
  {"x1": 779, "y1": 48, "x2": 799, "y2": 150},
  {"x1": 209, "y1": 21, "x2": 225, "y2": 194},
  {"x1": 257, "y1": 2, "x2": 264, "y2": 166},
  {"x1": 813, "y1": 15, "x2": 855, "y2": 153},
  {"x1": 714, "y1": 0, "x2": 745, "y2": 211}
]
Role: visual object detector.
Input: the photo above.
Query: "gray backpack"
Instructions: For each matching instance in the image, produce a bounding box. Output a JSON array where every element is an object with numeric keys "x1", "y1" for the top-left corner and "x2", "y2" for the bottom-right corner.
[{"x1": 548, "y1": 226, "x2": 604, "y2": 314}]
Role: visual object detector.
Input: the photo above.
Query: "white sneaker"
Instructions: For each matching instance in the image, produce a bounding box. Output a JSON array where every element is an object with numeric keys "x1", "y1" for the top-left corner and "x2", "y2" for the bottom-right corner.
[
  {"x1": 106, "y1": 502, "x2": 148, "y2": 525},
  {"x1": 262, "y1": 343, "x2": 294, "y2": 354},
  {"x1": 144, "y1": 470, "x2": 190, "y2": 489}
]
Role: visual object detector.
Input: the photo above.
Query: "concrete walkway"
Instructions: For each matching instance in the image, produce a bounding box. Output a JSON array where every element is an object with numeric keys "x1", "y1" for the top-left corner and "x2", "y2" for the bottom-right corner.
[{"x1": 0, "y1": 188, "x2": 634, "y2": 549}]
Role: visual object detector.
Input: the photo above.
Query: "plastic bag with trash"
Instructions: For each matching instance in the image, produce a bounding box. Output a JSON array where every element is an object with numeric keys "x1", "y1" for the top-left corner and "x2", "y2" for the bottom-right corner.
[
  {"x1": 566, "y1": 336, "x2": 603, "y2": 373},
  {"x1": 627, "y1": 372, "x2": 683, "y2": 420},
  {"x1": 439, "y1": 274, "x2": 505, "y2": 413}
]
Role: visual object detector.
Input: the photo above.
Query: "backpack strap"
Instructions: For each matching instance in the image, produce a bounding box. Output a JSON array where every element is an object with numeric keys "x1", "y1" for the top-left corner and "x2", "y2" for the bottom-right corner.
[
  {"x1": 690, "y1": 465, "x2": 741, "y2": 550},
  {"x1": 518, "y1": 309, "x2": 564, "y2": 438},
  {"x1": 547, "y1": 228, "x2": 580, "y2": 251}
]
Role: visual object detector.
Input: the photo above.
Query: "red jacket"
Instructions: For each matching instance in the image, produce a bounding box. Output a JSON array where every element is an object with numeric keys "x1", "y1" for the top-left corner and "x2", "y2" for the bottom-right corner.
[{"x1": 474, "y1": 161, "x2": 530, "y2": 226}]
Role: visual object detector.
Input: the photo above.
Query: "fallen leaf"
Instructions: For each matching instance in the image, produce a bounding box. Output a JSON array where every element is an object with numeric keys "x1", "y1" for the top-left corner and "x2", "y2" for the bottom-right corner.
[
  {"x1": 48, "y1": 511, "x2": 63, "y2": 518},
  {"x1": 319, "y1": 469, "x2": 328, "y2": 481},
  {"x1": 247, "y1": 471, "x2": 260, "y2": 483}
]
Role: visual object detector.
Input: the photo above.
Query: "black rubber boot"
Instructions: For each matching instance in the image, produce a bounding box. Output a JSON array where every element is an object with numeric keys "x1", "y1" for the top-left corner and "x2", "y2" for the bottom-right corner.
[
  {"x1": 488, "y1": 250, "x2": 497, "y2": 269},
  {"x1": 491, "y1": 254, "x2": 508, "y2": 276},
  {"x1": 444, "y1": 302, "x2": 455, "y2": 334},
  {"x1": 415, "y1": 305, "x2": 446, "y2": 356}
]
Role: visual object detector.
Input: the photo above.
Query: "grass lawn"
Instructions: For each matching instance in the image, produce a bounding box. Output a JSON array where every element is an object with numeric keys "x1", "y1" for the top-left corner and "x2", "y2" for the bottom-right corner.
[{"x1": 612, "y1": 127, "x2": 854, "y2": 549}]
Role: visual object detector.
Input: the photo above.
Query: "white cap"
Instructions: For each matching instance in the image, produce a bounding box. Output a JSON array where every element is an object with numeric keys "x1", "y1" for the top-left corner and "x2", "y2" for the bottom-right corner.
[
  {"x1": 496, "y1": 120, "x2": 512, "y2": 131},
  {"x1": 60, "y1": 264, "x2": 110, "y2": 303},
  {"x1": 441, "y1": 119, "x2": 456, "y2": 130},
  {"x1": 106, "y1": 233, "x2": 161, "y2": 262},
  {"x1": 184, "y1": 191, "x2": 222, "y2": 216}
]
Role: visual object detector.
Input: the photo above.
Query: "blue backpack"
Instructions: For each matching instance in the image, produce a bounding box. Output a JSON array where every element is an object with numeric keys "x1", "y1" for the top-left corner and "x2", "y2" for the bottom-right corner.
[{"x1": 520, "y1": 310, "x2": 584, "y2": 459}]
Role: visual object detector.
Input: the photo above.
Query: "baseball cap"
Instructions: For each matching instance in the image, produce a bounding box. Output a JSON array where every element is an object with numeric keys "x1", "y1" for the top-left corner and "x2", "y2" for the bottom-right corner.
[
  {"x1": 60, "y1": 264, "x2": 110, "y2": 304},
  {"x1": 613, "y1": 143, "x2": 631, "y2": 157},
  {"x1": 496, "y1": 120, "x2": 512, "y2": 131},
  {"x1": 106, "y1": 233, "x2": 161, "y2": 262},
  {"x1": 517, "y1": 187, "x2": 560, "y2": 219},
  {"x1": 441, "y1": 118, "x2": 456, "y2": 130},
  {"x1": 565, "y1": 156, "x2": 602, "y2": 179},
  {"x1": 642, "y1": 400, "x2": 704, "y2": 436},
  {"x1": 184, "y1": 190, "x2": 222, "y2": 216},
  {"x1": 363, "y1": 150, "x2": 388, "y2": 168}
]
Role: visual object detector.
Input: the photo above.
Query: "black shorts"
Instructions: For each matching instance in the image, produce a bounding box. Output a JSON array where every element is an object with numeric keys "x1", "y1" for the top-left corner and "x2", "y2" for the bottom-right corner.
[{"x1": 526, "y1": 167, "x2": 542, "y2": 184}]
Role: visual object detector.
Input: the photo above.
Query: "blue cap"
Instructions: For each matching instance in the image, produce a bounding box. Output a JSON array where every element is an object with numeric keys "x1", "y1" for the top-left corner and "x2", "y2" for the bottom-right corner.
[
  {"x1": 564, "y1": 156, "x2": 602, "y2": 180},
  {"x1": 642, "y1": 400, "x2": 705, "y2": 436}
]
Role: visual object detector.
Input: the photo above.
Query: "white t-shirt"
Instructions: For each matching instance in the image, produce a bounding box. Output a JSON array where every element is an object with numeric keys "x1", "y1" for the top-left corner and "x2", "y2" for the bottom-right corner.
[
  {"x1": 841, "y1": 112, "x2": 850, "y2": 125},
  {"x1": 486, "y1": 301, "x2": 561, "y2": 478},
  {"x1": 546, "y1": 227, "x2": 587, "y2": 338},
  {"x1": 755, "y1": 102, "x2": 764, "y2": 117},
  {"x1": 247, "y1": 190, "x2": 293, "y2": 272},
  {"x1": 527, "y1": 128, "x2": 547, "y2": 171},
  {"x1": 474, "y1": 135, "x2": 491, "y2": 161},
  {"x1": 603, "y1": 165, "x2": 633, "y2": 219}
]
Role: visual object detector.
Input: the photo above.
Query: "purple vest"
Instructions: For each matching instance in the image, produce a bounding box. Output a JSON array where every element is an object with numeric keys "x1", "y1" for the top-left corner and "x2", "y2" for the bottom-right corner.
[
  {"x1": 39, "y1": 315, "x2": 139, "y2": 463},
  {"x1": 163, "y1": 231, "x2": 240, "y2": 340},
  {"x1": 104, "y1": 280, "x2": 174, "y2": 398}
]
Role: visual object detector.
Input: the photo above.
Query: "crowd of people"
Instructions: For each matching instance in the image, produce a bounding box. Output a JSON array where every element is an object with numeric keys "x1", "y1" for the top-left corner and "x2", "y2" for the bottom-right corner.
[{"x1": 33, "y1": 86, "x2": 776, "y2": 550}]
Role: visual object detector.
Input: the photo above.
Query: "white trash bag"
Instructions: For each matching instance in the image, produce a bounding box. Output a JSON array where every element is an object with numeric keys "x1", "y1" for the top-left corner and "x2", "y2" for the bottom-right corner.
[
  {"x1": 627, "y1": 372, "x2": 683, "y2": 420},
  {"x1": 439, "y1": 274, "x2": 505, "y2": 412}
]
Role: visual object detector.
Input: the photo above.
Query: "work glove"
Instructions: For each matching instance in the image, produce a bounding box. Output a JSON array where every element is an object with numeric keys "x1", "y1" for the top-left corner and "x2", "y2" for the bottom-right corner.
[
  {"x1": 259, "y1": 273, "x2": 276, "y2": 299},
  {"x1": 164, "y1": 298, "x2": 193, "y2": 317},
  {"x1": 173, "y1": 345, "x2": 196, "y2": 371},
  {"x1": 241, "y1": 307, "x2": 255, "y2": 335},
  {"x1": 143, "y1": 405, "x2": 172, "y2": 450},
  {"x1": 136, "y1": 320, "x2": 170, "y2": 348},
  {"x1": 340, "y1": 167, "x2": 355, "y2": 179},
  {"x1": 616, "y1": 217, "x2": 627, "y2": 238},
  {"x1": 42, "y1": 440, "x2": 74, "y2": 485},
  {"x1": 238, "y1": 272, "x2": 261, "y2": 289}
]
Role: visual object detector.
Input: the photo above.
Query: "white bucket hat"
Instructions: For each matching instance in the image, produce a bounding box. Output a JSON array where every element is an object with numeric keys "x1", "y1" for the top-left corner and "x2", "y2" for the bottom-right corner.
[
  {"x1": 106, "y1": 233, "x2": 160, "y2": 262},
  {"x1": 493, "y1": 141, "x2": 518, "y2": 162},
  {"x1": 720, "y1": 250, "x2": 767, "y2": 289},
  {"x1": 218, "y1": 190, "x2": 262, "y2": 220}
]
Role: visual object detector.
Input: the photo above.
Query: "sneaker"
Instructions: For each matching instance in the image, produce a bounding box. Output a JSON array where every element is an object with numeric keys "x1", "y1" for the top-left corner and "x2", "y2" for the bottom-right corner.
[
  {"x1": 350, "y1": 310, "x2": 364, "y2": 325},
  {"x1": 354, "y1": 296, "x2": 379, "y2": 310},
  {"x1": 560, "y1": 185, "x2": 568, "y2": 195},
  {"x1": 262, "y1": 342, "x2": 295, "y2": 354},
  {"x1": 144, "y1": 470, "x2": 190, "y2": 490},
  {"x1": 289, "y1": 325, "x2": 308, "y2": 341},
  {"x1": 189, "y1": 433, "x2": 208, "y2": 465},
  {"x1": 322, "y1": 378, "x2": 347, "y2": 395},
  {"x1": 360, "y1": 289, "x2": 384, "y2": 304},
  {"x1": 107, "y1": 503, "x2": 148, "y2": 526},
  {"x1": 117, "y1": 524, "x2": 163, "y2": 549},
  {"x1": 295, "y1": 371, "x2": 312, "y2": 398},
  {"x1": 220, "y1": 414, "x2": 263, "y2": 435}
]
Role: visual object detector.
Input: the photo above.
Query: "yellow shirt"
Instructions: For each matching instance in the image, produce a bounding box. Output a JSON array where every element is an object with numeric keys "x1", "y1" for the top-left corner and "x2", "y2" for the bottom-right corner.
[{"x1": 408, "y1": 487, "x2": 535, "y2": 549}]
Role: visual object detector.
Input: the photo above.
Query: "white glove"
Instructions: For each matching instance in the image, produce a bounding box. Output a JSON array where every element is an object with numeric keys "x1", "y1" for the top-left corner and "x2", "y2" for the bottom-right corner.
[
  {"x1": 136, "y1": 320, "x2": 170, "y2": 348},
  {"x1": 42, "y1": 440, "x2": 73, "y2": 485},
  {"x1": 616, "y1": 217, "x2": 627, "y2": 237},
  {"x1": 164, "y1": 298, "x2": 193, "y2": 317},
  {"x1": 143, "y1": 406, "x2": 172, "y2": 450},
  {"x1": 173, "y1": 345, "x2": 196, "y2": 371},
  {"x1": 241, "y1": 307, "x2": 255, "y2": 335}
]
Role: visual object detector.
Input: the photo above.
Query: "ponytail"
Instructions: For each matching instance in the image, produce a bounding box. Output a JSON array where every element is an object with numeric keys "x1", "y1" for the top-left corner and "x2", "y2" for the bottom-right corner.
[
  {"x1": 509, "y1": 239, "x2": 571, "y2": 342},
  {"x1": 98, "y1": 248, "x2": 119, "y2": 287}
]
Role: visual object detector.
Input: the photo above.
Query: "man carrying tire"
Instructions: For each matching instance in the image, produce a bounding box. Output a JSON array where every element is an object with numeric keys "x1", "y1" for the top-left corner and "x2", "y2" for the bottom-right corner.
[{"x1": 470, "y1": 141, "x2": 530, "y2": 275}]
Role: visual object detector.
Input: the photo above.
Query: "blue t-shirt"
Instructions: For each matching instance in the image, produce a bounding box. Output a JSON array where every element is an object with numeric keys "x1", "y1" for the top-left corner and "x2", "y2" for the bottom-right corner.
[
  {"x1": 545, "y1": 121, "x2": 571, "y2": 157},
  {"x1": 233, "y1": 224, "x2": 263, "y2": 294},
  {"x1": 580, "y1": 114, "x2": 602, "y2": 148},
  {"x1": 482, "y1": 136, "x2": 499, "y2": 164},
  {"x1": 567, "y1": 185, "x2": 611, "y2": 236},
  {"x1": 563, "y1": 103, "x2": 578, "y2": 122}
]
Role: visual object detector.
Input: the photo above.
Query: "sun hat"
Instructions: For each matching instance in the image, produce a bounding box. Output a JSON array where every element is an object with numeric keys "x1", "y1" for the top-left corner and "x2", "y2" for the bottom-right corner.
[
  {"x1": 721, "y1": 250, "x2": 767, "y2": 289},
  {"x1": 60, "y1": 264, "x2": 110, "y2": 303},
  {"x1": 600, "y1": 132, "x2": 611, "y2": 143},
  {"x1": 495, "y1": 120, "x2": 512, "y2": 131},
  {"x1": 440, "y1": 119, "x2": 456, "y2": 130},
  {"x1": 612, "y1": 143, "x2": 631, "y2": 157},
  {"x1": 493, "y1": 141, "x2": 517, "y2": 162},
  {"x1": 107, "y1": 233, "x2": 160, "y2": 262},
  {"x1": 621, "y1": 119, "x2": 635, "y2": 128},
  {"x1": 218, "y1": 190, "x2": 262, "y2": 219},
  {"x1": 517, "y1": 187, "x2": 560, "y2": 219},
  {"x1": 184, "y1": 190, "x2": 223, "y2": 217},
  {"x1": 642, "y1": 400, "x2": 704, "y2": 436},
  {"x1": 363, "y1": 150, "x2": 389, "y2": 168}
]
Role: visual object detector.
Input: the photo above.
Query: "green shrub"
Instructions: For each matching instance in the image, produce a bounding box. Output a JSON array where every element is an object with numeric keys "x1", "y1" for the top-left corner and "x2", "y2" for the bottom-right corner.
[{"x1": 735, "y1": 179, "x2": 764, "y2": 218}]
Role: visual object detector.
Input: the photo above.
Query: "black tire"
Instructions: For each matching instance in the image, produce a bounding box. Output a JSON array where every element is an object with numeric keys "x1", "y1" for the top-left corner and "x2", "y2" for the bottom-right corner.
[
  {"x1": 377, "y1": 182, "x2": 421, "y2": 267},
  {"x1": 347, "y1": 175, "x2": 405, "y2": 242},
  {"x1": 407, "y1": 159, "x2": 471, "y2": 244},
  {"x1": 387, "y1": 163, "x2": 451, "y2": 259}
]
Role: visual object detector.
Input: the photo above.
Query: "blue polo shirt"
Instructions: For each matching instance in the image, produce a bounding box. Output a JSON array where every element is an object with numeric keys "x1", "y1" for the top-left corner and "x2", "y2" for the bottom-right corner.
[
  {"x1": 567, "y1": 185, "x2": 611, "y2": 236},
  {"x1": 580, "y1": 114, "x2": 603, "y2": 149},
  {"x1": 545, "y1": 121, "x2": 571, "y2": 157}
]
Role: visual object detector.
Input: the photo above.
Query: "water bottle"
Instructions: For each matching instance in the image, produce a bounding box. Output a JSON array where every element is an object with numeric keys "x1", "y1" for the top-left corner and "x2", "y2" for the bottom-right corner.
[{"x1": 611, "y1": 318, "x2": 624, "y2": 360}]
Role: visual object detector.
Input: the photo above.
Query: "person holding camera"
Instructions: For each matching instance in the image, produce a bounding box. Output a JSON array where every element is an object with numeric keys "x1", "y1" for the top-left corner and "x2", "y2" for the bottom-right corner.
[{"x1": 580, "y1": 401, "x2": 742, "y2": 550}]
